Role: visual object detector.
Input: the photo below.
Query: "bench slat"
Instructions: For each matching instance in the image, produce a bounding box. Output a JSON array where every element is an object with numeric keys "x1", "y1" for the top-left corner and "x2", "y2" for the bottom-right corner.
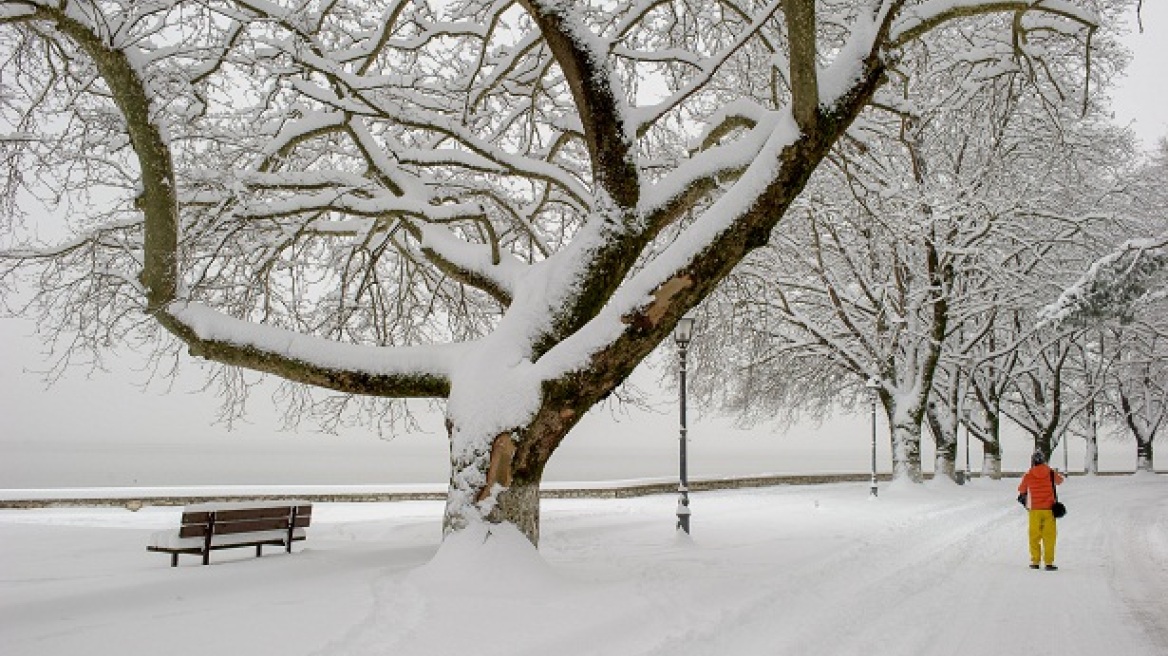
[
  {"x1": 179, "y1": 514, "x2": 312, "y2": 538},
  {"x1": 149, "y1": 534, "x2": 304, "y2": 554},
  {"x1": 181, "y1": 517, "x2": 276, "y2": 538},
  {"x1": 181, "y1": 505, "x2": 311, "y2": 525}
]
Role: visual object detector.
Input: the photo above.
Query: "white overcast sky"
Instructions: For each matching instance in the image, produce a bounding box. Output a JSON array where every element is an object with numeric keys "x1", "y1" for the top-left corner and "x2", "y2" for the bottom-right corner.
[
  {"x1": 1, "y1": 6, "x2": 1164, "y2": 486},
  {"x1": 1112, "y1": 2, "x2": 1168, "y2": 147}
]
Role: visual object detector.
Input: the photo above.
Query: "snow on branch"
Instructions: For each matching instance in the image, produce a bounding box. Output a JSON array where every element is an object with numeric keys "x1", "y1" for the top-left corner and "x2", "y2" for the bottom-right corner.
[
  {"x1": 535, "y1": 111, "x2": 805, "y2": 380},
  {"x1": 624, "y1": 0, "x2": 784, "y2": 137},
  {"x1": 165, "y1": 300, "x2": 463, "y2": 396},
  {"x1": 641, "y1": 108, "x2": 782, "y2": 219},
  {"x1": 226, "y1": 189, "x2": 484, "y2": 223},
  {"x1": 276, "y1": 75, "x2": 593, "y2": 208},
  {"x1": 0, "y1": 4, "x2": 34, "y2": 21},
  {"x1": 257, "y1": 111, "x2": 347, "y2": 165},
  {"x1": 1040, "y1": 235, "x2": 1168, "y2": 327},
  {"x1": 891, "y1": 0, "x2": 1099, "y2": 46},
  {"x1": 412, "y1": 221, "x2": 528, "y2": 305}
]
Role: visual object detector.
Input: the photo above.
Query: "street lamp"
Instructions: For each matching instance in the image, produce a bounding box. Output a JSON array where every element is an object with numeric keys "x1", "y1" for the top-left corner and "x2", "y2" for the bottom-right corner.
[
  {"x1": 674, "y1": 314, "x2": 696, "y2": 533},
  {"x1": 962, "y1": 408, "x2": 972, "y2": 484},
  {"x1": 865, "y1": 377, "x2": 880, "y2": 498}
]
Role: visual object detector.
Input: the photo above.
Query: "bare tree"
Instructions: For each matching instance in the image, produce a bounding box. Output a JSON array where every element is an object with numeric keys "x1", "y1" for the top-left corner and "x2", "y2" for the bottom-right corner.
[
  {"x1": 1003, "y1": 326, "x2": 1083, "y2": 460},
  {"x1": 0, "y1": 0, "x2": 1115, "y2": 546},
  {"x1": 1113, "y1": 333, "x2": 1168, "y2": 473}
]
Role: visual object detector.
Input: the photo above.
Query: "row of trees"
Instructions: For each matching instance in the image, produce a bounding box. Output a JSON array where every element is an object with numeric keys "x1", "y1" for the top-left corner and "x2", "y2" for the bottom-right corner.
[
  {"x1": 689, "y1": 106, "x2": 1166, "y2": 480},
  {"x1": 1040, "y1": 142, "x2": 1168, "y2": 473},
  {"x1": 0, "y1": 1, "x2": 1144, "y2": 548}
]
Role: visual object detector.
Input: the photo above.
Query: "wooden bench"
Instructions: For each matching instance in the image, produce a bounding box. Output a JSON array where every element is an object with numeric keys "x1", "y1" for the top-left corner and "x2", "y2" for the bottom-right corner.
[{"x1": 147, "y1": 501, "x2": 312, "y2": 567}]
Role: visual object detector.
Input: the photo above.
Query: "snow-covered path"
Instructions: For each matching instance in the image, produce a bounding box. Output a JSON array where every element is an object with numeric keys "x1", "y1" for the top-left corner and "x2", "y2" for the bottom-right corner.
[
  {"x1": 648, "y1": 478, "x2": 1168, "y2": 656},
  {"x1": 2, "y1": 476, "x2": 1165, "y2": 656}
]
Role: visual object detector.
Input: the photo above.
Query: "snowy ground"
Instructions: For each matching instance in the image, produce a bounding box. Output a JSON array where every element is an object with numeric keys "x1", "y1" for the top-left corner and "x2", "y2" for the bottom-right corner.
[{"x1": 2, "y1": 475, "x2": 1166, "y2": 656}]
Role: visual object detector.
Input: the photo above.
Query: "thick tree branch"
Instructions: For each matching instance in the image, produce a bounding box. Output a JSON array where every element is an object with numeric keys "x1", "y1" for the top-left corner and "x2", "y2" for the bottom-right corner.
[
  {"x1": 783, "y1": 0, "x2": 819, "y2": 133},
  {"x1": 519, "y1": 0, "x2": 640, "y2": 209}
]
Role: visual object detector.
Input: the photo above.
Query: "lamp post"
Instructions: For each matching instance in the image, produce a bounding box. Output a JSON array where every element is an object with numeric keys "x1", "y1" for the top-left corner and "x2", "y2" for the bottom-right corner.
[
  {"x1": 674, "y1": 314, "x2": 696, "y2": 533},
  {"x1": 962, "y1": 408, "x2": 972, "y2": 483},
  {"x1": 865, "y1": 377, "x2": 880, "y2": 498}
]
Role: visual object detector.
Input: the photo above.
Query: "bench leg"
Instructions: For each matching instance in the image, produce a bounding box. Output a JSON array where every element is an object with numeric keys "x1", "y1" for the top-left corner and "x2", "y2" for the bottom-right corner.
[
  {"x1": 202, "y1": 514, "x2": 214, "y2": 566},
  {"x1": 256, "y1": 544, "x2": 263, "y2": 558},
  {"x1": 171, "y1": 553, "x2": 178, "y2": 568}
]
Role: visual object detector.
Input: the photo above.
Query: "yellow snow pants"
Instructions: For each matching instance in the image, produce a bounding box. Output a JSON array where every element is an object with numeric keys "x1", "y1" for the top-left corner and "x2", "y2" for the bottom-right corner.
[{"x1": 1028, "y1": 509, "x2": 1058, "y2": 566}]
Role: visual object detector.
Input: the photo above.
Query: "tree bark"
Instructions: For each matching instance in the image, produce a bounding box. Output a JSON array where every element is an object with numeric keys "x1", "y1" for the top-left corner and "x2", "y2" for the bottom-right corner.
[
  {"x1": 934, "y1": 451, "x2": 956, "y2": 482},
  {"x1": 925, "y1": 403, "x2": 958, "y2": 482},
  {"x1": 981, "y1": 448, "x2": 1002, "y2": 479},
  {"x1": 29, "y1": 7, "x2": 178, "y2": 311},
  {"x1": 967, "y1": 413, "x2": 1003, "y2": 479},
  {"x1": 1136, "y1": 438, "x2": 1154, "y2": 473},
  {"x1": 1035, "y1": 429, "x2": 1056, "y2": 463},
  {"x1": 1120, "y1": 387, "x2": 1156, "y2": 474},
  {"x1": 445, "y1": 429, "x2": 547, "y2": 545},
  {"x1": 1082, "y1": 438, "x2": 1097, "y2": 475},
  {"x1": 890, "y1": 416, "x2": 924, "y2": 483},
  {"x1": 1085, "y1": 405, "x2": 1100, "y2": 475},
  {"x1": 783, "y1": 0, "x2": 819, "y2": 133}
]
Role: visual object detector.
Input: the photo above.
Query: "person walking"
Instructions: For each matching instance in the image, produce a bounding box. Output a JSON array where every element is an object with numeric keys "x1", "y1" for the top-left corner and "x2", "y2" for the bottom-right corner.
[{"x1": 1018, "y1": 450, "x2": 1065, "y2": 570}]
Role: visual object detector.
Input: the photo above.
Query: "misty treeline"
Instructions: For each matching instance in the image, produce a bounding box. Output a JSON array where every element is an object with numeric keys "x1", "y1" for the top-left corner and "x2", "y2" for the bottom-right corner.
[{"x1": 0, "y1": 1, "x2": 1157, "y2": 547}]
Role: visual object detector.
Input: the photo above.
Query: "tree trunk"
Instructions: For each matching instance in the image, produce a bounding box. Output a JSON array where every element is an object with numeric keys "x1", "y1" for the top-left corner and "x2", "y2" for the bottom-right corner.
[
  {"x1": 1085, "y1": 407, "x2": 1099, "y2": 475},
  {"x1": 934, "y1": 452, "x2": 956, "y2": 482},
  {"x1": 443, "y1": 430, "x2": 544, "y2": 545},
  {"x1": 981, "y1": 449, "x2": 1002, "y2": 479},
  {"x1": 925, "y1": 403, "x2": 958, "y2": 482},
  {"x1": 1083, "y1": 439, "x2": 1098, "y2": 475},
  {"x1": 1136, "y1": 437, "x2": 1154, "y2": 472},
  {"x1": 972, "y1": 410, "x2": 1003, "y2": 480},
  {"x1": 1036, "y1": 430, "x2": 1055, "y2": 463},
  {"x1": 443, "y1": 430, "x2": 551, "y2": 545},
  {"x1": 443, "y1": 384, "x2": 594, "y2": 546},
  {"x1": 1120, "y1": 389, "x2": 1156, "y2": 474},
  {"x1": 891, "y1": 420, "x2": 924, "y2": 483}
]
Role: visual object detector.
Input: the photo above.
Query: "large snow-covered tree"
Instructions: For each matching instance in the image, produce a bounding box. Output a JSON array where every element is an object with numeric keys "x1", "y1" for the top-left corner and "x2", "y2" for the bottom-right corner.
[{"x1": 0, "y1": 0, "x2": 1118, "y2": 545}]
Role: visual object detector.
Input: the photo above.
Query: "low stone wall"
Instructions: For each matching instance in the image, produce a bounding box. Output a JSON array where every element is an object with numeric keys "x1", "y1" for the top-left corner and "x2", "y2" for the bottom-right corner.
[{"x1": 0, "y1": 470, "x2": 1146, "y2": 510}]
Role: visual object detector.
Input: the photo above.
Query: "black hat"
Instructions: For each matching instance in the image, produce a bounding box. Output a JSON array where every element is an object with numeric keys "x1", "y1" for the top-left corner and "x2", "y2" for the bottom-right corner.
[{"x1": 1031, "y1": 450, "x2": 1046, "y2": 466}]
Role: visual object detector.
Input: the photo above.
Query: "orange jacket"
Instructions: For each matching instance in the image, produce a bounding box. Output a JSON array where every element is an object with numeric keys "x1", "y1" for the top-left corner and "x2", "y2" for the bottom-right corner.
[{"x1": 1018, "y1": 463, "x2": 1064, "y2": 510}]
